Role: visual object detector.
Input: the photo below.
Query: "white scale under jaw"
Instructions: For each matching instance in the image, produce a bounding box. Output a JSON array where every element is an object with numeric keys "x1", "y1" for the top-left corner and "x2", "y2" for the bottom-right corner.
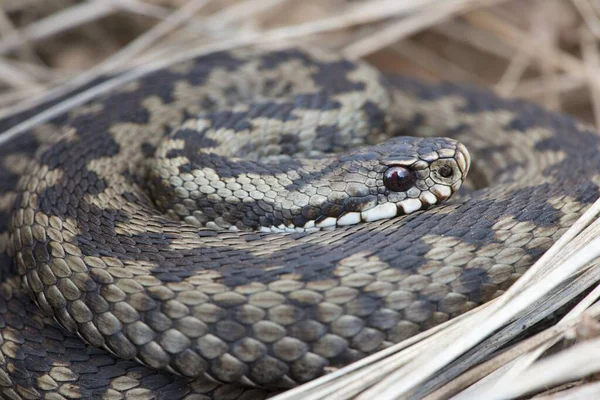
[{"x1": 258, "y1": 189, "x2": 447, "y2": 233}]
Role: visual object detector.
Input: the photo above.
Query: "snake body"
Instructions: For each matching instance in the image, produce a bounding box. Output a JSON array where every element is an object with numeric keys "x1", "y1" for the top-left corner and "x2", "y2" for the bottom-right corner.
[{"x1": 0, "y1": 48, "x2": 599, "y2": 399}]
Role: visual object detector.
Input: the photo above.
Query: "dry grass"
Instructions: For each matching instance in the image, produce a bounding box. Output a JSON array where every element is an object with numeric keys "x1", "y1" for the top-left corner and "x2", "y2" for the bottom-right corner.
[{"x1": 3, "y1": 1, "x2": 600, "y2": 399}]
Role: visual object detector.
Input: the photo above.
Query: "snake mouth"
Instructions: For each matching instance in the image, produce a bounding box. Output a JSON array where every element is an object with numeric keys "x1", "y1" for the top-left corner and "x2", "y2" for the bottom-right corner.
[
  {"x1": 259, "y1": 188, "x2": 452, "y2": 233},
  {"x1": 259, "y1": 198, "x2": 433, "y2": 233}
]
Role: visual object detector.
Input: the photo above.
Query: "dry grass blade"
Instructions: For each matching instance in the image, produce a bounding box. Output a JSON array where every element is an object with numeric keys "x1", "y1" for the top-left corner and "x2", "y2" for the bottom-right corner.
[
  {"x1": 425, "y1": 328, "x2": 569, "y2": 399},
  {"x1": 415, "y1": 265, "x2": 600, "y2": 398},
  {"x1": 0, "y1": 7, "x2": 38, "y2": 62},
  {"x1": 510, "y1": 74, "x2": 586, "y2": 99},
  {"x1": 433, "y1": 19, "x2": 516, "y2": 61},
  {"x1": 342, "y1": 0, "x2": 510, "y2": 58},
  {"x1": 8, "y1": 58, "x2": 63, "y2": 80},
  {"x1": 0, "y1": 60, "x2": 42, "y2": 89},
  {"x1": 99, "y1": 0, "x2": 213, "y2": 70},
  {"x1": 240, "y1": 0, "x2": 445, "y2": 42},
  {"x1": 342, "y1": 0, "x2": 458, "y2": 58},
  {"x1": 572, "y1": 0, "x2": 600, "y2": 38},
  {"x1": 436, "y1": 277, "x2": 600, "y2": 399},
  {"x1": 391, "y1": 40, "x2": 483, "y2": 83},
  {"x1": 455, "y1": 298, "x2": 600, "y2": 400},
  {"x1": 464, "y1": 10, "x2": 600, "y2": 90},
  {"x1": 0, "y1": 87, "x2": 46, "y2": 108},
  {"x1": 460, "y1": 277, "x2": 600, "y2": 397},
  {"x1": 0, "y1": 0, "x2": 437, "y2": 121},
  {"x1": 0, "y1": 0, "x2": 502, "y2": 122},
  {"x1": 205, "y1": 0, "x2": 290, "y2": 27},
  {"x1": 491, "y1": 336, "x2": 600, "y2": 398},
  {"x1": 580, "y1": 28, "x2": 600, "y2": 129},
  {"x1": 0, "y1": 0, "x2": 173, "y2": 56},
  {"x1": 533, "y1": 381, "x2": 600, "y2": 399},
  {"x1": 106, "y1": 0, "x2": 172, "y2": 19},
  {"x1": 0, "y1": 2, "x2": 118, "y2": 55},
  {"x1": 494, "y1": 49, "x2": 531, "y2": 95}
]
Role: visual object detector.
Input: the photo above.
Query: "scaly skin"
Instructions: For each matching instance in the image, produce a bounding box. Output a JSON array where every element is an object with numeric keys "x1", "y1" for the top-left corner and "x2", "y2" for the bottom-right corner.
[{"x1": 0, "y1": 47, "x2": 598, "y2": 398}]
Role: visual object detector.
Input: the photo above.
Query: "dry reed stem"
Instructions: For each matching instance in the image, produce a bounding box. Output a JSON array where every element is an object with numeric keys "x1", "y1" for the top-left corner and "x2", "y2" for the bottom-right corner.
[
  {"x1": 107, "y1": 0, "x2": 172, "y2": 19},
  {"x1": 0, "y1": 0, "x2": 500, "y2": 119},
  {"x1": 0, "y1": 1, "x2": 173, "y2": 56},
  {"x1": 433, "y1": 19, "x2": 516, "y2": 61},
  {"x1": 0, "y1": 7, "x2": 38, "y2": 62},
  {"x1": 511, "y1": 74, "x2": 586, "y2": 98},
  {"x1": 391, "y1": 40, "x2": 484, "y2": 83},
  {"x1": 494, "y1": 49, "x2": 531, "y2": 95},
  {"x1": 342, "y1": 0, "x2": 510, "y2": 58},
  {"x1": 0, "y1": 2, "x2": 118, "y2": 55},
  {"x1": 98, "y1": 0, "x2": 213, "y2": 70},
  {"x1": 205, "y1": 0, "x2": 290, "y2": 27},
  {"x1": 580, "y1": 28, "x2": 600, "y2": 129},
  {"x1": 493, "y1": 336, "x2": 600, "y2": 398},
  {"x1": 433, "y1": 278, "x2": 600, "y2": 399},
  {"x1": 465, "y1": 10, "x2": 600, "y2": 90},
  {"x1": 572, "y1": 0, "x2": 600, "y2": 38},
  {"x1": 532, "y1": 381, "x2": 600, "y2": 399}
]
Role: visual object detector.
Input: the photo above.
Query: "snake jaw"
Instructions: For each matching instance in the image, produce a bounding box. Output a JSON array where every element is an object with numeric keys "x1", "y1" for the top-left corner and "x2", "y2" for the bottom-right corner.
[
  {"x1": 356, "y1": 142, "x2": 471, "y2": 223},
  {"x1": 263, "y1": 186, "x2": 452, "y2": 233},
  {"x1": 257, "y1": 139, "x2": 471, "y2": 233}
]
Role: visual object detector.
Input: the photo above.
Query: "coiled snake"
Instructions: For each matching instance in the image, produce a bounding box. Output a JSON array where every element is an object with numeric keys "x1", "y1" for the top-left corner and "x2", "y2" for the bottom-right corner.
[{"x1": 0, "y1": 48, "x2": 598, "y2": 399}]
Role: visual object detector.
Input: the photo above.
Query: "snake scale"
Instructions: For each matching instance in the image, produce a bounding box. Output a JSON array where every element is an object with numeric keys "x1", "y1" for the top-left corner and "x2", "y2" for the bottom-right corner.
[{"x1": 0, "y1": 47, "x2": 599, "y2": 399}]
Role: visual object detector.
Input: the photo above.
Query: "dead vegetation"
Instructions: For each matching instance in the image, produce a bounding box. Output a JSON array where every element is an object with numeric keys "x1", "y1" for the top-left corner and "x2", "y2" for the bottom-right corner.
[{"x1": 3, "y1": 1, "x2": 600, "y2": 399}]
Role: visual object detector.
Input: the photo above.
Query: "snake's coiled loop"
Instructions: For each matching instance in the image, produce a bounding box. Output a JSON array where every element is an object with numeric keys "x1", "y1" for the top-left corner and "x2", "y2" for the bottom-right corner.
[{"x1": 2, "y1": 48, "x2": 598, "y2": 395}]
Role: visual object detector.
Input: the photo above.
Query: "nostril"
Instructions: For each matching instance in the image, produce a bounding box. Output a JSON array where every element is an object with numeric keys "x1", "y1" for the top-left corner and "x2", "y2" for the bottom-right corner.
[{"x1": 439, "y1": 164, "x2": 453, "y2": 178}]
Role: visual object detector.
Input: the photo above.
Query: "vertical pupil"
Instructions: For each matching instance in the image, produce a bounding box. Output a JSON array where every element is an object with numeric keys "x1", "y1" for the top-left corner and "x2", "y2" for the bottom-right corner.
[{"x1": 384, "y1": 166, "x2": 416, "y2": 192}]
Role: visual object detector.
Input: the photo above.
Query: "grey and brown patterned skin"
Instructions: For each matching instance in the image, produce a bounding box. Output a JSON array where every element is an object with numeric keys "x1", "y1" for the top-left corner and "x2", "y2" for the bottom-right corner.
[
  {"x1": 0, "y1": 47, "x2": 599, "y2": 399},
  {"x1": 150, "y1": 135, "x2": 468, "y2": 231}
]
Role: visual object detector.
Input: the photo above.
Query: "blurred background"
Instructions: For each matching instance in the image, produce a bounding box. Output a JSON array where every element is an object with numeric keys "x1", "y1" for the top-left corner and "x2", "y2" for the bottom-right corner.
[{"x1": 1, "y1": 0, "x2": 600, "y2": 128}]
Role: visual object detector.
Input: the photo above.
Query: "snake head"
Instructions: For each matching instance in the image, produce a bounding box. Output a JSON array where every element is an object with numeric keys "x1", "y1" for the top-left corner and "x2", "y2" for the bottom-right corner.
[
  {"x1": 292, "y1": 136, "x2": 470, "y2": 230},
  {"x1": 374, "y1": 136, "x2": 469, "y2": 215}
]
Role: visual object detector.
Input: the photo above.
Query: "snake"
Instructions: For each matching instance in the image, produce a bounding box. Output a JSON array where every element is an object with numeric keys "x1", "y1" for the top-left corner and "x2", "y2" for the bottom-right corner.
[{"x1": 0, "y1": 47, "x2": 599, "y2": 399}]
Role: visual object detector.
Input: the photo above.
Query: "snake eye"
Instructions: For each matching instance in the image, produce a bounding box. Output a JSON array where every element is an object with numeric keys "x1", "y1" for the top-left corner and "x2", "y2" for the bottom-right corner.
[
  {"x1": 438, "y1": 164, "x2": 453, "y2": 178},
  {"x1": 384, "y1": 166, "x2": 416, "y2": 192}
]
